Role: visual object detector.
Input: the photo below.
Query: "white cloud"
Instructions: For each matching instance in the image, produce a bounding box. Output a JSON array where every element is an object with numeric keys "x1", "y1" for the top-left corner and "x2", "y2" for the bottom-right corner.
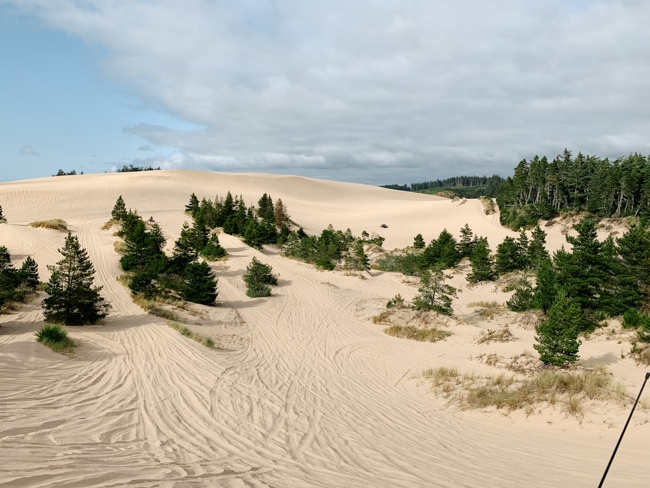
[
  {"x1": 6, "y1": 0, "x2": 650, "y2": 183},
  {"x1": 19, "y1": 144, "x2": 39, "y2": 156}
]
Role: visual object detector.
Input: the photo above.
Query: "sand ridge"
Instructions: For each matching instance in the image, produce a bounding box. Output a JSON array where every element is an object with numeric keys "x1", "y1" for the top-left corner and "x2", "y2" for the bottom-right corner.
[{"x1": 0, "y1": 170, "x2": 647, "y2": 487}]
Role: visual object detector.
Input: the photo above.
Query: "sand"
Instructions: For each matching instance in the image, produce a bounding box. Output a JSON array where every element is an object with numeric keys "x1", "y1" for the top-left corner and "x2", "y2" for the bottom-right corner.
[{"x1": 0, "y1": 170, "x2": 647, "y2": 487}]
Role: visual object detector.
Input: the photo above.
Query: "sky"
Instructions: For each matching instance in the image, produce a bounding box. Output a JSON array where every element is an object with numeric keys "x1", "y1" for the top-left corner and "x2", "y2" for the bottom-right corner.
[{"x1": 1, "y1": 0, "x2": 649, "y2": 185}]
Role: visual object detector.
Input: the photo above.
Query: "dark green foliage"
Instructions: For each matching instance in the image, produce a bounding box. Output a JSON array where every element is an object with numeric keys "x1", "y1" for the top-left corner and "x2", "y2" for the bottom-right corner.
[
  {"x1": 382, "y1": 175, "x2": 505, "y2": 198},
  {"x1": 182, "y1": 261, "x2": 218, "y2": 305},
  {"x1": 111, "y1": 195, "x2": 127, "y2": 221},
  {"x1": 116, "y1": 164, "x2": 160, "y2": 172},
  {"x1": 622, "y1": 309, "x2": 650, "y2": 331},
  {"x1": 375, "y1": 252, "x2": 426, "y2": 276},
  {"x1": 422, "y1": 229, "x2": 460, "y2": 269},
  {"x1": 498, "y1": 151, "x2": 650, "y2": 229},
  {"x1": 412, "y1": 267, "x2": 458, "y2": 315},
  {"x1": 616, "y1": 223, "x2": 650, "y2": 309},
  {"x1": 54, "y1": 169, "x2": 77, "y2": 176},
  {"x1": 457, "y1": 224, "x2": 476, "y2": 258},
  {"x1": 18, "y1": 256, "x2": 39, "y2": 290},
  {"x1": 283, "y1": 224, "x2": 355, "y2": 270},
  {"x1": 243, "y1": 258, "x2": 277, "y2": 297},
  {"x1": 0, "y1": 205, "x2": 5, "y2": 222},
  {"x1": 413, "y1": 233, "x2": 425, "y2": 249},
  {"x1": 172, "y1": 222, "x2": 199, "y2": 266},
  {"x1": 43, "y1": 232, "x2": 109, "y2": 325},
  {"x1": 345, "y1": 241, "x2": 370, "y2": 271},
  {"x1": 467, "y1": 237, "x2": 497, "y2": 282},
  {"x1": 528, "y1": 225, "x2": 550, "y2": 269},
  {"x1": 534, "y1": 291, "x2": 582, "y2": 366},
  {"x1": 258, "y1": 193, "x2": 275, "y2": 223},
  {"x1": 495, "y1": 237, "x2": 520, "y2": 274},
  {"x1": 506, "y1": 277, "x2": 536, "y2": 312},
  {"x1": 386, "y1": 294, "x2": 405, "y2": 309},
  {"x1": 35, "y1": 324, "x2": 75, "y2": 353},
  {"x1": 185, "y1": 193, "x2": 200, "y2": 216},
  {"x1": 201, "y1": 233, "x2": 227, "y2": 261},
  {"x1": 533, "y1": 258, "x2": 558, "y2": 313}
]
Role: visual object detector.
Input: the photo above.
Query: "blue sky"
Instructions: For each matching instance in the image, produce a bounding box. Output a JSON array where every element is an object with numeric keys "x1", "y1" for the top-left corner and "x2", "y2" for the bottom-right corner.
[{"x1": 1, "y1": 1, "x2": 649, "y2": 185}]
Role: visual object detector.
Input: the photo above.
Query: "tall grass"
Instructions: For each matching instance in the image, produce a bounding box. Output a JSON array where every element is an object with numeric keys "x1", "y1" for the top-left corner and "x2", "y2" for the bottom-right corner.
[
  {"x1": 35, "y1": 324, "x2": 75, "y2": 354},
  {"x1": 29, "y1": 219, "x2": 68, "y2": 231},
  {"x1": 167, "y1": 321, "x2": 215, "y2": 348},
  {"x1": 421, "y1": 367, "x2": 629, "y2": 417},
  {"x1": 385, "y1": 325, "x2": 451, "y2": 342}
]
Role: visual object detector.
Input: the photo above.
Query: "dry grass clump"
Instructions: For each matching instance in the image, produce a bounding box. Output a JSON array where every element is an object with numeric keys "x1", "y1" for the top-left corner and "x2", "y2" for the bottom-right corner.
[
  {"x1": 468, "y1": 301, "x2": 505, "y2": 320},
  {"x1": 29, "y1": 219, "x2": 67, "y2": 231},
  {"x1": 385, "y1": 325, "x2": 451, "y2": 343},
  {"x1": 630, "y1": 342, "x2": 650, "y2": 366},
  {"x1": 476, "y1": 325, "x2": 515, "y2": 344},
  {"x1": 479, "y1": 196, "x2": 496, "y2": 215},
  {"x1": 132, "y1": 294, "x2": 179, "y2": 321},
  {"x1": 512, "y1": 310, "x2": 546, "y2": 330},
  {"x1": 373, "y1": 310, "x2": 393, "y2": 324},
  {"x1": 422, "y1": 366, "x2": 628, "y2": 417},
  {"x1": 168, "y1": 321, "x2": 215, "y2": 348},
  {"x1": 113, "y1": 241, "x2": 127, "y2": 254},
  {"x1": 101, "y1": 219, "x2": 120, "y2": 230}
]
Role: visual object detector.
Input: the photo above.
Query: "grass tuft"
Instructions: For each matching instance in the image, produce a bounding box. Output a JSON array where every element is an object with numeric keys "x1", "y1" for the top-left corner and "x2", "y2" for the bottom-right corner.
[
  {"x1": 385, "y1": 325, "x2": 451, "y2": 342},
  {"x1": 35, "y1": 324, "x2": 75, "y2": 354},
  {"x1": 476, "y1": 326, "x2": 515, "y2": 344},
  {"x1": 167, "y1": 321, "x2": 215, "y2": 348},
  {"x1": 102, "y1": 219, "x2": 120, "y2": 230},
  {"x1": 113, "y1": 241, "x2": 127, "y2": 254},
  {"x1": 468, "y1": 301, "x2": 505, "y2": 320},
  {"x1": 29, "y1": 219, "x2": 68, "y2": 231},
  {"x1": 422, "y1": 367, "x2": 629, "y2": 417}
]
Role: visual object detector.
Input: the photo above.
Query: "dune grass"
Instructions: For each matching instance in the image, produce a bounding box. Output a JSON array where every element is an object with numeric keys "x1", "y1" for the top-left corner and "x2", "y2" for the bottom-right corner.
[
  {"x1": 35, "y1": 324, "x2": 75, "y2": 354},
  {"x1": 168, "y1": 321, "x2": 215, "y2": 348},
  {"x1": 476, "y1": 325, "x2": 515, "y2": 344},
  {"x1": 132, "y1": 294, "x2": 179, "y2": 321},
  {"x1": 385, "y1": 325, "x2": 451, "y2": 342},
  {"x1": 29, "y1": 219, "x2": 68, "y2": 231},
  {"x1": 113, "y1": 241, "x2": 127, "y2": 254},
  {"x1": 102, "y1": 219, "x2": 120, "y2": 230},
  {"x1": 468, "y1": 301, "x2": 505, "y2": 320},
  {"x1": 422, "y1": 366, "x2": 629, "y2": 417}
]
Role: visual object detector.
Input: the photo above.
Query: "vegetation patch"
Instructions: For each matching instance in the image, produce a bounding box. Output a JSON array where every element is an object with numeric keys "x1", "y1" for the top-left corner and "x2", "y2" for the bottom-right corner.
[
  {"x1": 479, "y1": 196, "x2": 496, "y2": 215},
  {"x1": 468, "y1": 301, "x2": 505, "y2": 320},
  {"x1": 422, "y1": 366, "x2": 628, "y2": 417},
  {"x1": 36, "y1": 324, "x2": 75, "y2": 354},
  {"x1": 476, "y1": 326, "x2": 515, "y2": 344},
  {"x1": 113, "y1": 241, "x2": 127, "y2": 254},
  {"x1": 168, "y1": 321, "x2": 215, "y2": 348},
  {"x1": 102, "y1": 219, "x2": 120, "y2": 230},
  {"x1": 29, "y1": 219, "x2": 68, "y2": 231},
  {"x1": 384, "y1": 325, "x2": 451, "y2": 343}
]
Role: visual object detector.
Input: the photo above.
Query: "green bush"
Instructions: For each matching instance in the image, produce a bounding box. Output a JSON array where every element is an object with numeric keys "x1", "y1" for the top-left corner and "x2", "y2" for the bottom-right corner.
[
  {"x1": 243, "y1": 258, "x2": 277, "y2": 298},
  {"x1": 35, "y1": 324, "x2": 75, "y2": 353}
]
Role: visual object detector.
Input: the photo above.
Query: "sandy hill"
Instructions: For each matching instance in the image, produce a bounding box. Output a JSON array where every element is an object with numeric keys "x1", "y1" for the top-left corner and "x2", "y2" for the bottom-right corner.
[{"x1": 0, "y1": 170, "x2": 647, "y2": 487}]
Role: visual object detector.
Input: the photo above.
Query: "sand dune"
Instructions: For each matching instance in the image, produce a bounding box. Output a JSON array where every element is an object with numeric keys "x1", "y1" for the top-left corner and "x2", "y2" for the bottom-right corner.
[{"x1": 0, "y1": 171, "x2": 647, "y2": 487}]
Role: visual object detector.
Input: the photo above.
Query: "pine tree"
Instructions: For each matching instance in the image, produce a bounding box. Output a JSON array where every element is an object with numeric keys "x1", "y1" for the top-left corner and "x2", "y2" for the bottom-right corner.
[
  {"x1": 185, "y1": 193, "x2": 200, "y2": 217},
  {"x1": 528, "y1": 225, "x2": 549, "y2": 269},
  {"x1": 495, "y1": 236, "x2": 520, "y2": 274},
  {"x1": 616, "y1": 223, "x2": 650, "y2": 309},
  {"x1": 457, "y1": 224, "x2": 476, "y2": 258},
  {"x1": 172, "y1": 222, "x2": 199, "y2": 266},
  {"x1": 18, "y1": 256, "x2": 39, "y2": 290},
  {"x1": 534, "y1": 290, "x2": 581, "y2": 366},
  {"x1": 506, "y1": 276, "x2": 535, "y2": 311},
  {"x1": 243, "y1": 258, "x2": 277, "y2": 297},
  {"x1": 274, "y1": 198, "x2": 289, "y2": 227},
  {"x1": 43, "y1": 232, "x2": 109, "y2": 325},
  {"x1": 346, "y1": 241, "x2": 370, "y2": 271},
  {"x1": 413, "y1": 233, "x2": 425, "y2": 249},
  {"x1": 467, "y1": 237, "x2": 497, "y2": 282},
  {"x1": 182, "y1": 261, "x2": 218, "y2": 305},
  {"x1": 111, "y1": 195, "x2": 127, "y2": 221},
  {"x1": 533, "y1": 258, "x2": 558, "y2": 313},
  {"x1": 412, "y1": 267, "x2": 457, "y2": 315},
  {"x1": 201, "y1": 233, "x2": 227, "y2": 261},
  {"x1": 0, "y1": 204, "x2": 5, "y2": 222}
]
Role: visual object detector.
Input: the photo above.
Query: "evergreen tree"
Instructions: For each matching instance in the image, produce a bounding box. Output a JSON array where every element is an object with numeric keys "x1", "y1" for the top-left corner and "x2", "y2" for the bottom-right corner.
[
  {"x1": 42, "y1": 232, "x2": 109, "y2": 325},
  {"x1": 533, "y1": 258, "x2": 558, "y2": 313},
  {"x1": 185, "y1": 193, "x2": 200, "y2": 216},
  {"x1": 18, "y1": 256, "x2": 39, "y2": 290},
  {"x1": 467, "y1": 237, "x2": 497, "y2": 282},
  {"x1": 495, "y1": 236, "x2": 521, "y2": 274},
  {"x1": 528, "y1": 225, "x2": 550, "y2": 269},
  {"x1": 220, "y1": 191, "x2": 235, "y2": 226},
  {"x1": 506, "y1": 276, "x2": 535, "y2": 311},
  {"x1": 534, "y1": 290, "x2": 581, "y2": 366},
  {"x1": 172, "y1": 222, "x2": 199, "y2": 267},
  {"x1": 0, "y1": 246, "x2": 15, "y2": 307},
  {"x1": 412, "y1": 267, "x2": 457, "y2": 316},
  {"x1": 182, "y1": 261, "x2": 218, "y2": 305},
  {"x1": 274, "y1": 198, "x2": 289, "y2": 227},
  {"x1": 413, "y1": 233, "x2": 425, "y2": 249},
  {"x1": 422, "y1": 229, "x2": 460, "y2": 269},
  {"x1": 516, "y1": 230, "x2": 531, "y2": 269},
  {"x1": 258, "y1": 193, "x2": 275, "y2": 223},
  {"x1": 457, "y1": 223, "x2": 476, "y2": 258},
  {"x1": 0, "y1": 205, "x2": 5, "y2": 222},
  {"x1": 111, "y1": 195, "x2": 127, "y2": 221},
  {"x1": 201, "y1": 233, "x2": 227, "y2": 261},
  {"x1": 346, "y1": 241, "x2": 370, "y2": 271},
  {"x1": 243, "y1": 257, "x2": 277, "y2": 298},
  {"x1": 616, "y1": 223, "x2": 650, "y2": 309}
]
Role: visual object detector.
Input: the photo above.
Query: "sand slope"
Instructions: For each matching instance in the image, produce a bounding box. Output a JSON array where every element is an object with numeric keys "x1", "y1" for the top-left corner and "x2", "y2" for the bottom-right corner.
[{"x1": 0, "y1": 171, "x2": 648, "y2": 487}]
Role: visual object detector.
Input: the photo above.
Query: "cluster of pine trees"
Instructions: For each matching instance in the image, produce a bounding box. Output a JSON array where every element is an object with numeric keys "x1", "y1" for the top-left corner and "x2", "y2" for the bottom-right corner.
[
  {"x1": 113, "y1": 196, "x2": 219, "y2": 305},
  {"x1": 498, "y1": 150, "x2": 650, "y2": 229},
  {"x1": 185, "y1": 192, "x2": 291, "y2": 249},
  {"x1": 0, "y1": 247, "x2": 39, "y2": 309},
  {"x1": 383, "y1": 175, "x2": 504, "y2": 198}
]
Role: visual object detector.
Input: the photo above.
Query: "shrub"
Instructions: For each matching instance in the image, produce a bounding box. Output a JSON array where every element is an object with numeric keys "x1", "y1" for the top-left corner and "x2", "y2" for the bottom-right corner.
[
  {"x1": 386, "y1": 294, "x2": 405, "y2": 309},
  {"x1": 35, "y1": 324, "x2": 75, "y2": 354},
  {"x1": 29, "y1": 219, "x2": 68, "y2": 231},
  {"x1": 243, "y1": 258, "x2": 277, "y2": 298}
]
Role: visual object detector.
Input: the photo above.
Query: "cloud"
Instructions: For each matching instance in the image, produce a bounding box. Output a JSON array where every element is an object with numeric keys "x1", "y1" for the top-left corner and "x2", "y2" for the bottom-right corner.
[
  {"x1": 8, "y1": 0, "x2": 650, "y2": 183},
  {"x1": 19, "y1": 144, "x2": 39, "y2": 156}
]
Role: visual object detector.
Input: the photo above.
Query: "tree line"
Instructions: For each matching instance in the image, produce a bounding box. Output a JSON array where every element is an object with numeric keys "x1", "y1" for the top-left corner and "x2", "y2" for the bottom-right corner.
[{"x1": 382, "y1": 175, "x2": 504, "y2": 198}]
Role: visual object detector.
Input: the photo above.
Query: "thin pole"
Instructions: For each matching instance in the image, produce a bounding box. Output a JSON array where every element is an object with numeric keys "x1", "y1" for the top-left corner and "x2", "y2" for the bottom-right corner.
[{"x1": 598, "y1": 372, "x2": 650, "y2": 488}]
